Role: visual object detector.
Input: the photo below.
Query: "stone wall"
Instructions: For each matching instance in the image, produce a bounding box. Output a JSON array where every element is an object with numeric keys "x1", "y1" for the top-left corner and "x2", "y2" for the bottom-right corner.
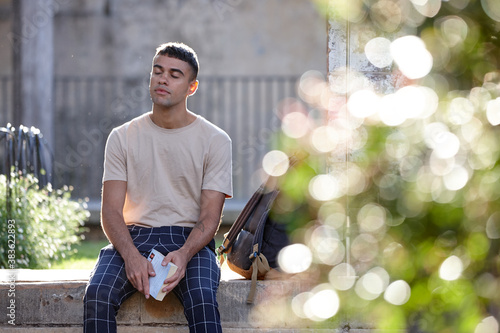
[
  {"x1": 0, "y1": 0, "x2": 10, "y2": 75},
  {"x1": 0, "y1": 0, "x2": 327, "y2": 77}
]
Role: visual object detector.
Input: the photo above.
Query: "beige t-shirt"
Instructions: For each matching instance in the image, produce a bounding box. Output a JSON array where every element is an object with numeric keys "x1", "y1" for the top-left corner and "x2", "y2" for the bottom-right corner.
[{"x1": 102, "y1": 112, "x2": 233, "y2": 228}]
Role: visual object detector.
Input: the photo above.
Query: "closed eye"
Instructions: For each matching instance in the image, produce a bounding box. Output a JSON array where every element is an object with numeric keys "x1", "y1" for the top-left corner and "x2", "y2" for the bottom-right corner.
[{"x1": 170, "y1": 68, "x2": 184, "y2": 78}]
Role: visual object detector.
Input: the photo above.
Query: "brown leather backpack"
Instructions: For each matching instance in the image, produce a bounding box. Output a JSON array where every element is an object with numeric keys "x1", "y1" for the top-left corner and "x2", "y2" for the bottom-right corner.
[{"x1": 218, "y1": 169, "x2": 292, "y2": 304}]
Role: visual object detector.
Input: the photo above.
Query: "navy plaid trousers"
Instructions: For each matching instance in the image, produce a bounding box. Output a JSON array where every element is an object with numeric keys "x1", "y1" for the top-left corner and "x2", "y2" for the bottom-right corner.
[{"x1": 83, "y1": 225, "x2": 222, "y2": 333}]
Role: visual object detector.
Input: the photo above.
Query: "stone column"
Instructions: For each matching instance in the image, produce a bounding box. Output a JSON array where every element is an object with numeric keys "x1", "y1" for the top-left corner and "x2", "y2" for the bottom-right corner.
[{"x1": 11, "y1": 0, "x2": 54, "y2": 150}]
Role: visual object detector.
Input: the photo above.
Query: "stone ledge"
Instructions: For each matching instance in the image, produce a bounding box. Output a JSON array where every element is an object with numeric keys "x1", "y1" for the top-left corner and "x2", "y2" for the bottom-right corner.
[
  {"x1": 0, "y1": 270, "x2": 390, "y2": 332},
  {"x1": 0, "y1": 273, "x2": 324, "y2": 331},
  {"x1": 0, "y1": 328, "x2": 388, "y2": 333}
]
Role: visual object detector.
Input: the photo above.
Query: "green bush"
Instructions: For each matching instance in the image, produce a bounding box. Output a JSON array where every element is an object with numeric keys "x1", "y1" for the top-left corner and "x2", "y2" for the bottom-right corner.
[{"x1": 0, "y1": 172, "x2": 90, "y2": 269}]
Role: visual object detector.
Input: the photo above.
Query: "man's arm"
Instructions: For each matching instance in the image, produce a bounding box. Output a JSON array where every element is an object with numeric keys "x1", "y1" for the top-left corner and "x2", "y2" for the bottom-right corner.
[
  {"x1": 101, "y1": 180, "x2": 155, "y2": 298},
  {"x1": 160, "y1": 189, "x2": 226, "y2": 293}
]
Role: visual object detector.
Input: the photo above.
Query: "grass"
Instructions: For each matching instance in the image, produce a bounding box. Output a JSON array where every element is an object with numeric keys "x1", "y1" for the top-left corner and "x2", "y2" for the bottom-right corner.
[{"x1": 50, "y1": 239, "x2": 109, "y2": 269}]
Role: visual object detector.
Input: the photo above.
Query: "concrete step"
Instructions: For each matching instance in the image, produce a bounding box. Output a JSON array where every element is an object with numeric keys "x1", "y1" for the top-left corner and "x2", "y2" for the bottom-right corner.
[
  {"x1": 0, "y1": 328, "x2": 384, "y2": 333},
  {"x1": 0, "y1": 328, "x2": 383, "y2": 333},
  {"x1": 0, "y1": 270, "x2": 387, "y2": 332}
]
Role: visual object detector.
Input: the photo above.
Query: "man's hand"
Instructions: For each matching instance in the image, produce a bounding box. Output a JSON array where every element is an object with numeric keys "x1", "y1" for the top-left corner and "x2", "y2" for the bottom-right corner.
[
  {"x1": 124, "y1": 252, "x2": 156, "y2": 298},
  {"x1": 160, "y1": 248, "x2": 190, "y2": 293}
]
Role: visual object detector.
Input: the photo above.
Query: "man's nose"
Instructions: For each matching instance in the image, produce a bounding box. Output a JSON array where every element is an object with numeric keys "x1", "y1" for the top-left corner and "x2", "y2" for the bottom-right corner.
[{"x1": 158, "y1": 73, "x2": 168, "y2": 85}]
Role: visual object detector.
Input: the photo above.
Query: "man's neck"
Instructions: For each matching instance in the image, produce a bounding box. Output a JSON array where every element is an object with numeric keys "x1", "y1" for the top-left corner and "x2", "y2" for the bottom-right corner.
[{"x1": 150, "y1": 105, "x2": 196, "y2": 129}]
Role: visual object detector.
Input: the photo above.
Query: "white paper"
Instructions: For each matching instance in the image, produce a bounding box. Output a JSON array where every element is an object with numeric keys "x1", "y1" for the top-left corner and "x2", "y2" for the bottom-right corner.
[{"x1": 147, "y1": 249, "x2": 178, "y2": 301}]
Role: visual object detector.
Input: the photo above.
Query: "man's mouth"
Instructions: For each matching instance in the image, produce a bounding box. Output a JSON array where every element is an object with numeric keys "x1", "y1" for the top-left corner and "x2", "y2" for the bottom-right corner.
[{"x1": 155, "y1": 87, "x2": 170, "y2": 95}]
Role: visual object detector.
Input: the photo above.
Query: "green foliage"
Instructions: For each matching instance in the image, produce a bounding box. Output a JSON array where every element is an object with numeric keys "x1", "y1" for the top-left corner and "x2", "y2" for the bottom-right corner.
[
  {"x1": 0, "y1": 172, "x2": 90, "y2": 268},
  {"x1": 274, "y1": 104, "x2": 500, "y2": 329},
  {"x1": 264, "y1": 2, "x2": 500, "y2": 330}
]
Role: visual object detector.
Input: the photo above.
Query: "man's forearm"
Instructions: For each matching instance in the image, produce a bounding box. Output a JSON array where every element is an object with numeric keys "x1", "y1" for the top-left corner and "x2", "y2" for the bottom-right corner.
[
  {"x1": 100, "y1": 181, "x2": 154, "y2": 297},
  {"x1": 177, "y1": 189, "x2": 225, "y2": 261},
  {"x1": 101, "y1": 209, "x2": 140, "y2": 260},
  {"x1": 179, "y1": 217, "x2": 220, "y2": 261}
]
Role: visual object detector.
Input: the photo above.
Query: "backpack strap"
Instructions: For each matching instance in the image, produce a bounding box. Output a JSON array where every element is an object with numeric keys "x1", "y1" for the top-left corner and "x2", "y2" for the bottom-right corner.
[{"x1": 247, "y1": 244, "x2": 270, "y2": 304}]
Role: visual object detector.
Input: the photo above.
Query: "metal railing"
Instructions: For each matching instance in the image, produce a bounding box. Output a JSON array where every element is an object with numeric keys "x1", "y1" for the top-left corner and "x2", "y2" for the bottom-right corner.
[{"x1": 1, "y1": 75, "x2": 299, "y2": 213}]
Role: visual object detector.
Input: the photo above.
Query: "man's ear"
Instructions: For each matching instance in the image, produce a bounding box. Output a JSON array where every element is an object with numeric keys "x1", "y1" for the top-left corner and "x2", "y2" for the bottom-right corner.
[{"x1": 188, "y1": 80, "x2": 199, "y2": 96}]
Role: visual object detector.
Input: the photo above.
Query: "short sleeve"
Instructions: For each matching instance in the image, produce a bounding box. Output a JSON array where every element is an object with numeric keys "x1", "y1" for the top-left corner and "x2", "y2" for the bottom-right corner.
[
  {"x1": 102, "y1": 129, "x2": 127, "y2": 183},
  {"x1": 202, "y1": 135, "x2": 233, "y2": 198}
]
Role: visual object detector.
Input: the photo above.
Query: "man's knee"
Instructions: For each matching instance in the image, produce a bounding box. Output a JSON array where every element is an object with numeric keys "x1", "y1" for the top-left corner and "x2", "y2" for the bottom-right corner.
[
  {"x1": 184, "y1": 287, "x2": 218, "y2": 308},
  {"x1": 84, "y1": 282, "x2": 115, "y2": 304}
]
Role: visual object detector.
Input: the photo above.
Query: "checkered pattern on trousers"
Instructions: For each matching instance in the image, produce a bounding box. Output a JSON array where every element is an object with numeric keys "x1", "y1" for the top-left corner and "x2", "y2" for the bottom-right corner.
[{"x1": 83, "y1": 225, "x2": 222, "y2": 333}]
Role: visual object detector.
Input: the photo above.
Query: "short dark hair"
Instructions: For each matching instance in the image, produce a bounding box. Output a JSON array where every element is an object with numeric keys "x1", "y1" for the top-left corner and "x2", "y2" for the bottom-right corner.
[{"x1": 154, "y1": 42, "x2": 199, "y2": 80}]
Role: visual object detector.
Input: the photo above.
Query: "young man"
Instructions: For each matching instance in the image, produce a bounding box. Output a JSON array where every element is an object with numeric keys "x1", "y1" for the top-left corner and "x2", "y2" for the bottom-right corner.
[{"x1": 84, "y1": 42, "x2": 232, "y2": 333}]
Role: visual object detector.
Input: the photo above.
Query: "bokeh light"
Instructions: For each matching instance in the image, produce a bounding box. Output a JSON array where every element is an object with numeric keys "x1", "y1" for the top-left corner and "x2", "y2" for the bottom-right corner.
[
  {"x1": 364, "y1": 37, "x2": 393, "y2": 68},
  {"x1": 379, "y1": 93, "x2": 407, "y2": 126},
  {"x1": 304, "y1": 284, "x2": 340, "y2": 321},
  {"x1": 375, "y1": 85, "x2": 438, "y2": 126},
  {"x1": 439, "y1": 255, "x2": 463, "y2": 281},
  {"x1": 318, "y1": 201, "x2": 347, "y2": 229},
  {"x1": 390, "y1": 36, "x2": 433, "y2": 79},
  {"x1": 309, "y1": 174, "x2": 340, "y2": 201},
  {"x1": 298, "y1": 70, "x2": 326, "y2": 105},
  {"x1": 385, "y1": 131, "x2": 410, "y2": 159},
  {"x1": 442, "y1": 165, "x2": 469, "y2": 191},
  {"x1": 401, "y1": 154, "x2": 424, "y2": 184},
  {"x1": 291, "y1": 292, "x2": 313, "y2": 319},
  {"x1": 448, "y1": 97, "x2": 474, "y2": 125},
  {"x1": 384, "y1": 280, "x2": 411, "y2": 305},
  {"x1": 434, "y1": 131, "x2": 461, "y2": 159},
  {"x1": 281, "y1": 112, "x2": 310, "y2": 139},
  {"x1": 357, "y1": 203, "x2": 387, "y2": 233},
  {"x1": 486, "y1": 97, "x2": 500, "y2": 126},
  {"x1": 398, "y1": 85, "x2": 438, "y2": 119},
  {"x1": 347, "y1": 89, "x2": 380, "y2": 119},
  {"x1": 370, "y1": 0, "x2": 403, "y2": 32},
  {"x1": 437, "y1": 16, "x2": 468, "y2": 48},
  {"x1": 310, "y1": 126, "x2": 338, "y2": 153},
  {"x1": 355, "y1": 267, "x2": 390, "y2": 300},
  {"x1": 448, "y1": 0, "x2": 470, "y2": 10},
  {"x1": 327, "y1": 0, "x2": 365, "y2": 22},
  {"x1": 351, "y1": 233, "x2": 379, "y2": 262},
  {"x1": 329, "y1": 263, "x2": 357, "y2": 290},
  {"x1": 346, "y1": 163, "x2": 368, "y2": 196},
  {"x1": 278, "y1": 243, "x2": 312, "y2": 274},
  {"x1": 474, "y1": 316, "x2": 499, "y2": 333},
  {"x1": 461, "y1": 117, "x2": 483, "y2": 144},
  {"x1": 309, "y1": 225, "x2": 345, "y2": 265},
  {"x1": 486, "y1": 212, "x2": 500, "y2": 239},
  {"x1": 422, "y1": 28, "x2": 452, "y2": 72},
  {"x1": 425, "y1": 125, "x2": 460, "y2": 159},
  {"x1": 411, "y1": 0, "x2": 441, "y2": 18},
  {"x1": 481, "y1": 0, "x2": 500, "y2": 22},
  {"x1": 475, "y1": 273, "x2": 499, "y2": 299},
  {"x1": 429, "y1": 153, "x2": 454, "y2": 177},
  {"x1": 262, "y1": 150, "x2": 289, "y2": 177}
]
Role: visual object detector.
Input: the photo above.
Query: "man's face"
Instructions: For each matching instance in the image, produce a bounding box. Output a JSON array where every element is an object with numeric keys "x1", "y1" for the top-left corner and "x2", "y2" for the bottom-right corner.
[{"x1": 149, "y1": 55, "x2": 198, "y2": 109}]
